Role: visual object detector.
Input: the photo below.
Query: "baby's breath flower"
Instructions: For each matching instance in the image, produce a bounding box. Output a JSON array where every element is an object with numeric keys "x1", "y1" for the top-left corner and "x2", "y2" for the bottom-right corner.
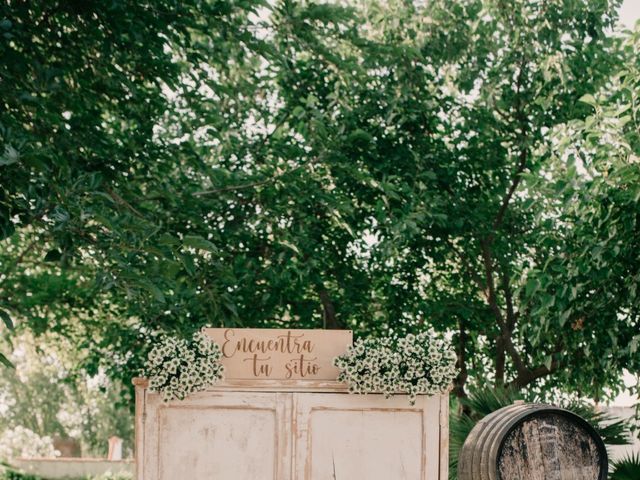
[
  {"x1": 144, "y1": 329, "x2": 224, "y2": 401},
  {"x1": 334, "y1": 329, "x2": 457, "y2": 405}
]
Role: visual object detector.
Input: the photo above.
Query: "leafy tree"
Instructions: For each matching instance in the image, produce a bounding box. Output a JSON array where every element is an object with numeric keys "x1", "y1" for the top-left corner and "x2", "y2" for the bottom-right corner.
[
  {"x1": 513, "y1": 21, "x2": 640, "y2": 396},
  {"x1": 351, "y1": 0, "x2": 639, "y2": 399},
  {"x1": 1, "y1": 0, "x2": 638, "y2": 408},
  {"x1": 0, "y1": 332, "x2": 133, "y2": 457},
  {"x1": 0, "y1": 0, "x2": 277, "y2": 379}
]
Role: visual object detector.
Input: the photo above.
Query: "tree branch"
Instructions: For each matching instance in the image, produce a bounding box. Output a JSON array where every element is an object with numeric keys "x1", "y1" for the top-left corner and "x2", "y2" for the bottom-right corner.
[
  {"x1": 448, "y1": 238, "x2": 525, "y2": 383},
  {"x1": 499, "y1": 263, "x2": 517, "y2": 329},
  {"x1": 453, "y1": 317, "x2": 469, "y2": 399},
  {"x1": 105, "y1": 187, "x2": 146, "y2": 219},
  {"x1": 193, "y1": 162, "x2": 309, "y2": 197},
  {"x1": 496, "y1": 336, "x2": 506, "y2": 386},
  {"x1": 318, "y1": 288, "x2": 339, "y2": 329},
  {"x1": 492, "y1": 146, "x2": 528, "y2": 231},
  {"x1": 480, "y1": 58, "x2": 531, "y2": 383},
  {"x1": 446, "y1": 239, "x2": 486, "y2": 295},
  {"x1": 492, "y1": 55, "x2": 529, "y2": 233},
  {"x1": 479, "y1": 239, "x2": 506, "y2": 329},
  {"x1": 510, "y1": 357, "x2": 563, "y2": 389},
  {"x1": 480, "y1": 239, "x2": 529, "y2": 376}
]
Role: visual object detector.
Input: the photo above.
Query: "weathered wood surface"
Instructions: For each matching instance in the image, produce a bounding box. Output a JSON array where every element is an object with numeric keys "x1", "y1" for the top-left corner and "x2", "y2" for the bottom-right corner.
[
  {"x1": 203, "y1": 328, "x2": 353, "y2": 381},
  {"x1": 499, "y1": 413, "x2": 602, "y2": 480},
  {"x1": 133, "y1": 378, "x2": 449, "y2": 480},
  {"x1": 293, "y1": 393, "x2": 441, "y2": 480},
  {"x1": 458, "y1": 403, "x2": 607, "y2": 480}
]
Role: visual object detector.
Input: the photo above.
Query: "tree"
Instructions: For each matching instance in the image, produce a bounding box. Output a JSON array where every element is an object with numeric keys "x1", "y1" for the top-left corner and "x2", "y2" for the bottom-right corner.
[
  {"x1": 1, "y1": 0, "x2": 638, "y2": 406},
  {"x1": 514, "y1": 24, "x2": 640, "y2": 397},
  {"x1": 0, "y1": 332, "x2": 133, "y2": 457},
  {"x1": 0, "y1": 0, "x2": 278, "y2": 380},
  {"x1": 365, "y1": 0, "x2": 639, "y2": 400}
]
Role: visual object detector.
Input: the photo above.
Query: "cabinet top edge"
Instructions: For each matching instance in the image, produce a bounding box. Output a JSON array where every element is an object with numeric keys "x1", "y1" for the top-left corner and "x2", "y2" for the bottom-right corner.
[
  {"x1": 132, "y1": 377, "x2": 451, "y2": 397},
  {"x1": 133, "y1": 377, "x2": 349, "y2": 392}
]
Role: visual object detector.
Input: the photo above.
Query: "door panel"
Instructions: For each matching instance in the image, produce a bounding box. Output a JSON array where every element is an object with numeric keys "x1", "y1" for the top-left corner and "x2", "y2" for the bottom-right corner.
[
  {"x1": 139, "y1": 388, "x2": 443, "y2": 480},
  {"x1": 143, "y1": 391, "x2": 291, "y2": 480},
  {"x1": 293, "y1": 393, "x2": 441, "y2": 480},
  {"x1": 158, "y1": 406, "x2": 276, "y2": 480}
]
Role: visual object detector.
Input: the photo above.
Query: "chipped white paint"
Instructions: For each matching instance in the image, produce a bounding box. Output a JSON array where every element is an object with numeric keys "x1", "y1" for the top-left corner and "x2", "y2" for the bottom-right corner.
[{"x1": 133, "y1": 378, "x2": 449, "y2": 480}]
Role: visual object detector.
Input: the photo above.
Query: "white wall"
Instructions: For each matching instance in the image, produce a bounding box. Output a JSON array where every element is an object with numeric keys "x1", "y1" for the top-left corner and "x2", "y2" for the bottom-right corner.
[{"x1": 13, "y1": 458, "x2": 133, "y2": 479}]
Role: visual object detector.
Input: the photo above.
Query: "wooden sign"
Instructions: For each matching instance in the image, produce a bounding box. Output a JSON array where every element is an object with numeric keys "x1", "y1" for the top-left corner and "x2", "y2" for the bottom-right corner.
[{"x1": 203, "y1": 328, "x2": 352, "y2": 381}]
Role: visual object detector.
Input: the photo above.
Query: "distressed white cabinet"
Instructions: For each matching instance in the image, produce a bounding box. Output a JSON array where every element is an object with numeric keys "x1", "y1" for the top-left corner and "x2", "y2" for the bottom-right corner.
[{"x1": 134, "y1": 379, "x2": 449, "y2": 480}]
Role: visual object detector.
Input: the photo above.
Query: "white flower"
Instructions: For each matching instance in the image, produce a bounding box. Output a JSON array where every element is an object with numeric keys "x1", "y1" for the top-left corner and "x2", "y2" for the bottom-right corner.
[
  {"x1": 333, "y1": 329, "x2": 457, "y2": 405},
  {"x1": 144, "y1": 329, "x2": 224, "y2": 401}
]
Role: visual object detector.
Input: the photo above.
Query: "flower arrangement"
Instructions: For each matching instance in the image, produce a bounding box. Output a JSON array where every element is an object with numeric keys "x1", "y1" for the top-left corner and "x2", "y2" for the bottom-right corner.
[
  {"x1": 145, "y1": 331, "x2": 224, "y2": 401},
  {"x1": 333, "y1": 330, "x2": 457, "y2": 404}
]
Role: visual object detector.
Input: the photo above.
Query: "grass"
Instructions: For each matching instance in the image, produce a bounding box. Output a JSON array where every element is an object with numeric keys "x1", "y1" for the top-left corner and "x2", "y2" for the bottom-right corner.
[{"x1": 0, "y1": 465, "x2": 132, "y2": 480}]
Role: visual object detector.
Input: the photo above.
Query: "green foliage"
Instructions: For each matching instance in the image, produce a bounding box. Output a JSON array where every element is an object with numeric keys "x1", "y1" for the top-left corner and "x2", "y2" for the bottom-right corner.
[
  {"x1": 448, "y1": 406, "x2": 479, "y2": 480},
  {"x1": 0, "y1": 472, "x2": 39, "y2": 480},
  {"x1": 0, "y1": 333, "x2": 133, "y2": 458},
  {"x1": 0, "y1": 0, "x2": 638, "y2": 412},
  {"x1": 610, "y1": 453, "x2": 640, "y2": 480},
  {"x1": 449, "y1": 388, "x2": 526, "y2": 479},
  {"x1": 80, "y1": 474, "x2": 132, "y2": 480},
  {"x1": 0, "y1": 466, "x2": 41, "y2": 480},
  {"x1": 563, "y1": 403, "x2": 631, "y2": 446},
  {"x1": 0, "y1": 468, "x2": 131, "y2": 480}
]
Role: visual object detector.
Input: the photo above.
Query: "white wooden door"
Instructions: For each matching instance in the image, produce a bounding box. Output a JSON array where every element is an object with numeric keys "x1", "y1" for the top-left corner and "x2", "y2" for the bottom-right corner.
[
  {"x1": 141, "y1": 391, "x2": 291, "y2": 480},
  {"x1": 292, "y1": 393, "x2": 442, "y2": 480},
  {"x1": 135, "y1": 380, "x2": 448, "y2": 480}
]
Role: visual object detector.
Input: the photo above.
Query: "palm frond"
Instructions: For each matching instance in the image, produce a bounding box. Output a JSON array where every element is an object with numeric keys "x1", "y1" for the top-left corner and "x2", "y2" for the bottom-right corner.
[
  {"x1": 460, "y1": 386, "x2": 523, "y2": 421},
  {"x1": 564, "y1": 401, "x2": 630, "y2": 445},
  {"x1": 449, "y1": 411, "x2": 476, "y2": 480},
  {"x1": 610, "y1": 452, "x2": 640, "y2": 480}
]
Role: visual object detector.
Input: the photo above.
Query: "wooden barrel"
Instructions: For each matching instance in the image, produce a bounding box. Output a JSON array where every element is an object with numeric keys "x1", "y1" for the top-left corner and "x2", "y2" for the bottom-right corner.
[{"x1": 458, "y1": 402, "x2": 608, "y2": 480}]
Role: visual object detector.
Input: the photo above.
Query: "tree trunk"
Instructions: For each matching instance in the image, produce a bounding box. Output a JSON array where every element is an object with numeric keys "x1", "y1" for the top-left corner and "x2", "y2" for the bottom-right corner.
[
  {"x1": 453, "y1": 318, "x2": 469, "y2": 400},
  {"x1": 318, "y1": 288, "x2": 339, "y2": 329},
  {"x1": 495, "y1": 337, "x2": 505, "y2": 386}
]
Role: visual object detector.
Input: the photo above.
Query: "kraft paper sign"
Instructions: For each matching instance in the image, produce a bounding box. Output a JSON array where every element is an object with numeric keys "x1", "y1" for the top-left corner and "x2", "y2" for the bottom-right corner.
[{"x1": 203, "y1": 328, "x2": 353, "y2": 381}]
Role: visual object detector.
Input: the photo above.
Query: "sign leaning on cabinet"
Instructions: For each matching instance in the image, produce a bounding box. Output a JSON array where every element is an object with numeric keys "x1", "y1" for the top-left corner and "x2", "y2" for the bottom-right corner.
[{"x1": 134, "y1": 327, "x2": 450, "y2": 480}]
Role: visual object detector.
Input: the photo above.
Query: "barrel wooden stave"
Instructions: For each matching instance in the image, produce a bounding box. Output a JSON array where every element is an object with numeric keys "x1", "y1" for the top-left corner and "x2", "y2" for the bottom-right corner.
[
  {"x1": 458, "y1": 404, "x2": 607, "y2": 480},
  {"x1": 460, "y1": 403, "x2": 533, "y2": 480}
]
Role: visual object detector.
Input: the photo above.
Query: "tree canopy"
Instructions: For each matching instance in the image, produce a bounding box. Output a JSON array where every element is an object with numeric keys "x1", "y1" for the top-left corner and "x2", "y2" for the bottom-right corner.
[{"x1": 1, "y1": 0, "x2": 638, "y2": 404}]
